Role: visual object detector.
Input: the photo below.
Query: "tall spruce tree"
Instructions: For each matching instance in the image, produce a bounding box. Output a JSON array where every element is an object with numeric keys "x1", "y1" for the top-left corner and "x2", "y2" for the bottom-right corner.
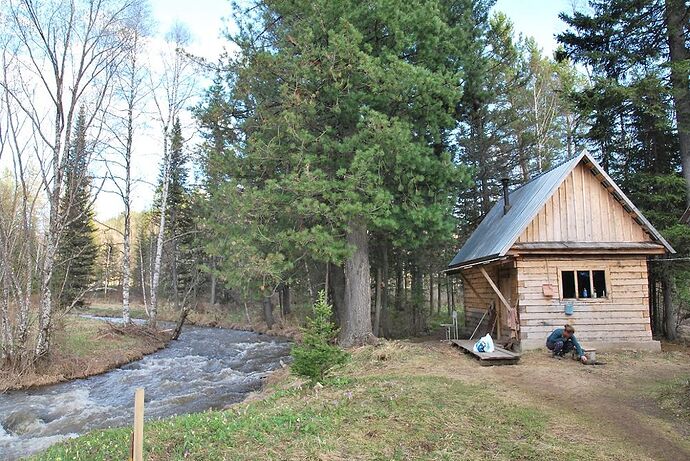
[
  {"x1": 559, "y1": 0, "x2": 690, "y2": 338},
  {"x1": 54, "y1": 107, "x2": 98, "y2": 309},
  {"x1": 559, "y1": 0, "x2": 690, "y2": 198}
]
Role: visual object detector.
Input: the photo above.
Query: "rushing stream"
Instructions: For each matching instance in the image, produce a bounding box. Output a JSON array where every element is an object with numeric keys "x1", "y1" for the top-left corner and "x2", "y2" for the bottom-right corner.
[{"x1": 0, "y1": 318, "x2": 292, "y2": 460}]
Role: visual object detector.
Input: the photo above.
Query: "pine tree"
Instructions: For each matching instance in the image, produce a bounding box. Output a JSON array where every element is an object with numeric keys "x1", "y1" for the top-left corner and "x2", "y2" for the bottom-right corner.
[
  {"x1": 455, "y1": 11, "x2": 577, "y2": 240},
  {"x1": 200, "y1": 0, "x2": 476, "y2": 345},
  {"x1": 54, "y1": 107, "x2": 99, "y2": 309}
]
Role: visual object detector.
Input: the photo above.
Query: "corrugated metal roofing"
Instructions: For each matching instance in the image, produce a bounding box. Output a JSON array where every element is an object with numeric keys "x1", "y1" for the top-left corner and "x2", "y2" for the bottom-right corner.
[{"x1": 447, "y1": 151, "x2": 674, "y2": 270}]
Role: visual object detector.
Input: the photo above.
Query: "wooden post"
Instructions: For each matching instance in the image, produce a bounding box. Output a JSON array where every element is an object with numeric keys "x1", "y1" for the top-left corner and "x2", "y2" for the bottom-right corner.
[
  {"x1": 132, "y1": 388, "x2": 145, "y2": 461},
  {"x1": 479, "y1": 267, "x2": 513, "y2": 341}
]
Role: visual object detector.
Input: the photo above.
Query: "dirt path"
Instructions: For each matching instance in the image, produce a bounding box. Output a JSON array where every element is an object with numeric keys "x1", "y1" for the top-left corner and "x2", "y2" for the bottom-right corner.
[
  {"x1": 417, "y1": 341, "x2": 690, "y2": 461},
  {"x1": 495, "y1": 352, "x2": 690, "y2": 461}
]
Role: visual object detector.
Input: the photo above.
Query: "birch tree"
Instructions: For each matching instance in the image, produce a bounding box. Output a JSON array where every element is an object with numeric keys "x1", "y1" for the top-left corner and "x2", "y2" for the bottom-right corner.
[
  {"x1": 149, "y1": 23, "x2": 196, "y2": 326},
  {"x1": 105, "y1": 1, "x2": 151, "y2": 323},
  {"x1": 1, "y1": 0, "x2": 142, "y2": 358},
  {"x1": 0, "y1": 48, "x2": 46, "y2": 364}
]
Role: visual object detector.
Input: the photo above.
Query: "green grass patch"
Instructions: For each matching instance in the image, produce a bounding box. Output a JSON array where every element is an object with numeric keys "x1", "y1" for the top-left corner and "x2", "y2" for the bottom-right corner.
[
  {"x1": 57, "y1": 317, "x2": 138, "y2": 357},
  {"x1": 652, "y1": 374, "x2": 690, "y2": 422},
  {"x1": 35, "y1": 345, "x2": 627, "y2": 461},
  {"x1": 79, "y1": 305, "x2": 149, "y2": 320}
]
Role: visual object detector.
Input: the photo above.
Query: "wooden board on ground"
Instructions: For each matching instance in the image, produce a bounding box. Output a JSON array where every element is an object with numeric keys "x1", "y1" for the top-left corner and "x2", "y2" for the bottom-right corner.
[{"x1": 451, "y1": 339, "x2": 520, "y2": 366}]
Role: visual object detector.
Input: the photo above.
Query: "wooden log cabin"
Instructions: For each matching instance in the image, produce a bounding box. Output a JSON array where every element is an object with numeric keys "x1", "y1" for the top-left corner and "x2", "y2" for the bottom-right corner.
[{"x1": 446, "y1": 151, "x2": 674, "y2": 352}]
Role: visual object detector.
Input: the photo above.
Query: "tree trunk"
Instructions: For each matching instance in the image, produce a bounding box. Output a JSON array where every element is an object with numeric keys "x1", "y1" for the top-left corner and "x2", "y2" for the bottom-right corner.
[
  {"x1": 122, "y1": 82, "x2": 134, "y2": 324},
  {"x1": 171, "y1": 305, "x2": 191, "y2": 340},
  {"x1": 304, "y1": 260, "x2": 316, "y2": 305},
  {"x1": 139, "y1": 243, "x2": 148, "y2": 313},
  {"x1": 330, "y1": 264, "x2": 346, "y2": 325},
  {"x1": 410, "y1": 262, "x2": 424, "y2": 334},
  {"x1": 381, "y1": 244, "x2": 390, "y2": 337},
  {"x1": 284, "y1": 284, "x2": 291, "y2": 315},
  {"x1": 662, "y1": 271, "x2": 677, "y2": 340},
  {"x1": 121, "y1": 202, "x2": 131, "y2": 323},
  {"x1": 278, "y1": 287, "x2": 283, "y2": 318},
  {"x1": 429, "y1": 269, "x2": 434, "y2": 315},
  {"x1": 437, "y1": 273, "x2": 442, "y2": 314},
  {"x1": 262, "y1": 296, "x2": 274, "y2": 330},
  {"x1": 210, "y1": 257, "x2": 217, "y2": 305},
  {"x1": 35, "y1": 230, "x2": 57, "y2": 358},
  {"x1": 373, "y1": 266, "x2": 382, "y2": 337},
  {"x1": 665, "y1": 0, "x2": 690, "y2": 204},
  {"x1": 394, "y1": 261, "x2": 404, "y2": 312},
  {"x1": 150, "y1": 136, "x2": 171, "y2": 327},
  {"x1": 1, "y1": 272, "x2": 13, "y2": 361},
  {"x1": 172, "y1": 237, "x2": 179, "y2": 311},
  {"x1": 340, "y1": 221, "x2": 373, "y2": 347},
  {"x1": 122, "y1": 220, "x2": 131, "y2": 323},
  {"x1": 448, "y1": 278, "x2": 455, "y2": 313},
  {"x1": 104, "y1": 243, "x2": 111, "y2": 298}
]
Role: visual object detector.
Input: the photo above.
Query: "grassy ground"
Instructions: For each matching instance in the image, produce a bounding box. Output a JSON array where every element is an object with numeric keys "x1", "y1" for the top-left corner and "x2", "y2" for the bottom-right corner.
[
  {"x1": 79, "y1": 305, "x2": 149, "y2": 320},
  {"x1": 0, "y1": 316, "x2": 168, "y2": 392},
  {"x1": 33, "y1": 340, "x2": 690, "y2": 461},
  {"x1": 651, "y1": 374, "x2": 690, "y2": 423}
]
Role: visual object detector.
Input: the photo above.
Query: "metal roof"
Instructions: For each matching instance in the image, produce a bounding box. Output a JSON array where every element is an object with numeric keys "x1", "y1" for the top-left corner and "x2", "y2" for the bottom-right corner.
[{"x1": 447, "y1": 151, "x2": 675, "y2": 270}]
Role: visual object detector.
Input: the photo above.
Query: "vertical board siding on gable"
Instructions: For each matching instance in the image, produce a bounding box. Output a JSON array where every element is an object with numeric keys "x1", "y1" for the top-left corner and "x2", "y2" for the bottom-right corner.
[
  {"x1": 515, "y1": 256, "x2": 652, "y2": 343},
  {"x1": 516, "y1": 163, "x2": 651, "y2": 243}
]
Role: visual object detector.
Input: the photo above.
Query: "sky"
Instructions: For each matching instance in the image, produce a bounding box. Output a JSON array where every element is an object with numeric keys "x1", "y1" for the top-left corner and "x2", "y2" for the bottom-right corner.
[
  {"x1": 494, "y1": 0, "x2": 573, "y2": 56},
  {"x1": 96, "y1": 0, "x2": 574, "y2": 219},
  {"x1": 148, "y1": 0, "x2": 574, "y2": 58}
]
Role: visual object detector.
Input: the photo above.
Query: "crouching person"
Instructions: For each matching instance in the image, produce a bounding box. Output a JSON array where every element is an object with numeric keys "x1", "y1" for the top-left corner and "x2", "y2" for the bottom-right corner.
[{"x1": 546, "y1": 324, "x2": 587, "y2": 363}]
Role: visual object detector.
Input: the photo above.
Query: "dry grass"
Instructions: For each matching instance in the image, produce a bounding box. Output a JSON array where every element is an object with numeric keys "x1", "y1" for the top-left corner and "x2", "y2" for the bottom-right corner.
[{"x1": 81, "y1": 301, "x2": 304, "y2": 341}]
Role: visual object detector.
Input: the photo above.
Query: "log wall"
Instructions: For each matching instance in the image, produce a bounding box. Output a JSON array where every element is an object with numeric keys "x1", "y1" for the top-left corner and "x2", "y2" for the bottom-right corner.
[
  {"x1": 460, "y1": 263, "x2": 515, "y2": 338},
  {"x1": 516, "y1": 255, "x2": 654, "y2": 346}
]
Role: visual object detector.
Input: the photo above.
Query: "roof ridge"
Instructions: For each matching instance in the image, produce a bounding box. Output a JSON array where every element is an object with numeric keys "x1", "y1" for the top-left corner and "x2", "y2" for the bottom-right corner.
[{"x1": 507, "y1": 152, "x2": 584, "y2": 195}]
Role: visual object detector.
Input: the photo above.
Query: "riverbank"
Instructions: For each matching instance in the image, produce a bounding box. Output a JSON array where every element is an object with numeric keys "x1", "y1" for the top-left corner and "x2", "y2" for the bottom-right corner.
[
  {"x1": 80, "y1": 303, "x2": 303, "y2": 341},
  {"x1": 0, "y1": 316, "x2": 169, "y2": 392},
  {"x1": 34, "y1": 340, "x2": 690, "y2": 460}
]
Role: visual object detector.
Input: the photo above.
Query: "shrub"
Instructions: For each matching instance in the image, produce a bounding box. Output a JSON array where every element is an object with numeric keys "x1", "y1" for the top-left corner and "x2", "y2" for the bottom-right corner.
[{"x1": 291, "y1": 290, "x2": 348, "y2": 383}]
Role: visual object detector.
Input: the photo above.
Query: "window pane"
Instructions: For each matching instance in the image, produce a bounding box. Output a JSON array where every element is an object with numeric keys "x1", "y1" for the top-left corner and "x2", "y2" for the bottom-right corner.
[
  {"x1": 577, "y1": 270, "x2": 591, "y2": 298},
  {"x1": 593, "y1": 270, "x2": 607, "y2": 298},
  {"x1": 562, "y1": 271, "x2": 576, "y2": 298}
]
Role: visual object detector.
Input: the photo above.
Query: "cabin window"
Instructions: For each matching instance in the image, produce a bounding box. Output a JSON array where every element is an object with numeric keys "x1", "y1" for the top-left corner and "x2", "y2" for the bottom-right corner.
[
  {"x1": 577, "y1": 271, "x2": 591, "y2": 297},
  {"x1": 592, "y1": 270, "x2": 607, "y2": 298},
  {"x1": 561, "y1": 271, "x2": 576, "y2": 298},
  {"x1": 560, "y1": 269, "x2": 608, "y2": 299}
]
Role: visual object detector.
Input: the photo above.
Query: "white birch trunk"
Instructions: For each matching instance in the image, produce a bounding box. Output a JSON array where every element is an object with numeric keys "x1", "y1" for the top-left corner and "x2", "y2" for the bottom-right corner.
[
  {"x1": 150, "y1": 139, "x2": 170, "y2": 326},
  {"x1": 121, "y1": 93, "x2": 134, "y2": 323},
  {"x1": 139, "y1": 242, "x2": 149, "y2": 313}
]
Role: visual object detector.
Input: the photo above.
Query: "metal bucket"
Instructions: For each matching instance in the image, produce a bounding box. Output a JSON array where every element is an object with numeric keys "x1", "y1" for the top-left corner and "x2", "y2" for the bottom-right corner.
[{"x1": 564, "y1": 302, "x2": 574, "y2": 315}]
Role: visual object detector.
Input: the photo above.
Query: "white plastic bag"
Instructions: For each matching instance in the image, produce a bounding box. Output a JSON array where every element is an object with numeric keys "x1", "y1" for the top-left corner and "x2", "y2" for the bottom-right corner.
[{"x1": 472, "y1": 334, "x2": 495, "y2": 353}]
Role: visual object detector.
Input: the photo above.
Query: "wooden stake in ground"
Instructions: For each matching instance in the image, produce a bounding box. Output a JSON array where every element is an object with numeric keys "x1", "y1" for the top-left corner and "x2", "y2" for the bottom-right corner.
[{"x1": 131, "y1": 387, "x2": 145, "y2": 461}]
